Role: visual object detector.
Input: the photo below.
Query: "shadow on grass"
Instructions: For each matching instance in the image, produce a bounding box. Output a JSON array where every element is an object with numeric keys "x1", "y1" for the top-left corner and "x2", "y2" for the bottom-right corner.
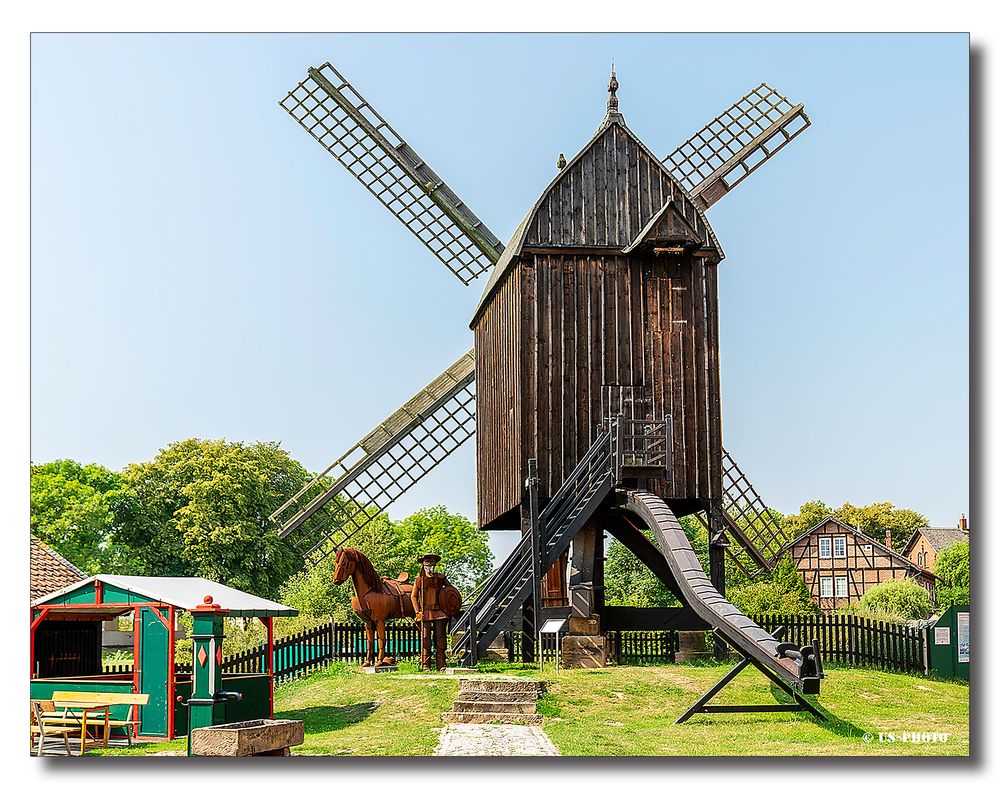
[
  {"x1": 279, "y1": 702, "x2": 379, "y2": 734},
  {"x1": 768, "y1": 682, "x2": 868, "y2": 739}
]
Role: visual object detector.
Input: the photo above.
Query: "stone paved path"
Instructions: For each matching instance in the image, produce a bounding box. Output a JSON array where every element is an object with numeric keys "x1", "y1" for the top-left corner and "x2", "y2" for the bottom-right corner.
[{"x1": 434, "y1": 723, "x2": 560, "y2": 756}]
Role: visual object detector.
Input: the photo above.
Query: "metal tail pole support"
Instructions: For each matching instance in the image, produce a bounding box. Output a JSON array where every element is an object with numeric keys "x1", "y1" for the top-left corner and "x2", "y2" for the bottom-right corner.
[{"x1": 675, "y1": 626, "x2": 826, "y2": 724}]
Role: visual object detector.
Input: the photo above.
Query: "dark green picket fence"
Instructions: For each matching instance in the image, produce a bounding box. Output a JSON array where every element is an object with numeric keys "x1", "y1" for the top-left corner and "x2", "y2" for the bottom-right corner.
[
  {"x1": 107, "y1": 613, "x2": 927, "y2": 682},
  {"x1": 758, "y1": 613, "x2": 926, "y2": 673}
]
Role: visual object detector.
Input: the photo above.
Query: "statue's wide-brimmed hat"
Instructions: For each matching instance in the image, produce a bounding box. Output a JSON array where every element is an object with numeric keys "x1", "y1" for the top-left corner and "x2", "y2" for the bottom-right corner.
[{"x1": 417, "y1": 553, "x2": 442, "y2": 565}]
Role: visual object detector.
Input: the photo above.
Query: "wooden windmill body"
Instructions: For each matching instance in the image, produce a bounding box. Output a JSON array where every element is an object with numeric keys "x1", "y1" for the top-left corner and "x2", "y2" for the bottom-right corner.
[
  {"x1": 272, "y1": 60, "x2": 813, "y2": 659},
  {"x1": 472, "y1": 80, "x2": 726, "y2": 629}
]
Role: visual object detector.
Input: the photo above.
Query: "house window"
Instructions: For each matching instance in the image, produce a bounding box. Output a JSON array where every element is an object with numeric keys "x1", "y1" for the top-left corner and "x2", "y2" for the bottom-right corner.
[
  {"x1": 820, "y1": 577, "x2": 833, "y2": 598},
  {"x1": 819, "y1": 538, "x2": 832, "y2": 559},
  {"x1": 861, "y1": 544, "x2": 872, "y2": 553},
  {"x1": 916, "y1": 551, "x2": 924, "y2": 567},
  {"x1": 833, "y1": 537, "x2": 847, "y2": 558},
  {"x1": 835, "y1": 577, "x2": 848, "y2": 598}
]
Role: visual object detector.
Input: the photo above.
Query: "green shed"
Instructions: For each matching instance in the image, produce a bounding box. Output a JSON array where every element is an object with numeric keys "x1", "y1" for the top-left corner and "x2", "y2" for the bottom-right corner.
[
  {"x1": 926, "y1": 604, "x2": 970, "y2": 680},
  {"x1": 30, "y1": 575, "x2": 298, "y2": 740}
]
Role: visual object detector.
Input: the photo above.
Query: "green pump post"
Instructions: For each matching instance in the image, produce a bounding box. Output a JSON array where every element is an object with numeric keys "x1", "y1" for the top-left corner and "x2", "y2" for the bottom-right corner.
[{"x1": 186, "y1": 595, "x2": 227, "y2": 755}]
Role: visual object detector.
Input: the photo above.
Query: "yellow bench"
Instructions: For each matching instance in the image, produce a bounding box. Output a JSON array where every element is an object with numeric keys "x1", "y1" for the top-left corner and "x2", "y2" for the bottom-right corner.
[{"x1": 50, "y1": 691, "x2": 150, "y2": 746}]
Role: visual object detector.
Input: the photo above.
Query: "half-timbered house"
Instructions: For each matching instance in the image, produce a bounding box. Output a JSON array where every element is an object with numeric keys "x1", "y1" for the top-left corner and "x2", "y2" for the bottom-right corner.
[{"x1": 782, "y1": 517, "x2": 936, "y2": 610}]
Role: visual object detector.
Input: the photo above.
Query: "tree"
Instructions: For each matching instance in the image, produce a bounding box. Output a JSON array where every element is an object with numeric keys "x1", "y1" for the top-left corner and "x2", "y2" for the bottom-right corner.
[
  {"x1": 856, "y1": 579, "x2": 934, "y2": 621},
  {"x1": 934, "y1": 541, "x2": 970, "y2": 607},
  {"x1": 390, "y1": 506, "x2": 493, "y2": 596},
  {"x1": 832, "y1": 502, "x2": 928, "y2": 553},
  {"x1": 113, "y1": 439, "x2": 310, "y2": 598},
  {"x1": 603, "y1": 537, "x2": 678, "y2": 607},
  {"x1": 781, "y1": 500, "x2": 833, "y2": 540},
  {"x1": 772, "y1": 555, "x2": 817, "y2": 612},
  {"x1": 30, "y1": 460, "x2": 132, "y2": 573},
  {"x1": 604, "y1": 516, "x2": 709, "y2": 607}
]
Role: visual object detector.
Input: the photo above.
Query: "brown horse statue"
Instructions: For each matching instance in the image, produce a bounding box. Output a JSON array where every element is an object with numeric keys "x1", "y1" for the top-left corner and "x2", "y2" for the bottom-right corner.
[{"x1": 333, "y1": 547, "x2": 416, "y2": 667}]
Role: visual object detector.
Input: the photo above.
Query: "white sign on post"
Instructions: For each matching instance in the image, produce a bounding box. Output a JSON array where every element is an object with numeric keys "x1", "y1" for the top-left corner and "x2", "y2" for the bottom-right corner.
[
  {"x1": 957, "y1": 612, "x2": 969, "y2": 663},
  {"x1": 934, "y1": 626, "x2": 951, "y2": 645}
]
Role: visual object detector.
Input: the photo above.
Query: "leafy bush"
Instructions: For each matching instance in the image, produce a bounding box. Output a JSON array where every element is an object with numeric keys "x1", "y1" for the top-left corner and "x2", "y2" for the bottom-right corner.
[
  {"x1": 728, "y1": 581, "x2": 817, "y2": 619},
  {"x1": 857, "y1": 579, "x2": 934, "y2": 620}
]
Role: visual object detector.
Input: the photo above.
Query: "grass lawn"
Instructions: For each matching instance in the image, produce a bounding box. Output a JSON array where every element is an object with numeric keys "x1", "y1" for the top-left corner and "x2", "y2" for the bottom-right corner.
[{"x1": 88, "y1": 659, "x2": 969, "y2": 757}]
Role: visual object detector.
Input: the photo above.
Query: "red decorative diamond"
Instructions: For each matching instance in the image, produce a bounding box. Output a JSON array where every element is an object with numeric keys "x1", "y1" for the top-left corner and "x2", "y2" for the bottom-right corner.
[
  {"x1": 216, "y1": 646, "x2": 223, "y2": 665},
  {"x1": 197, "y1": 646, "x2": 207, "y2": 667}
]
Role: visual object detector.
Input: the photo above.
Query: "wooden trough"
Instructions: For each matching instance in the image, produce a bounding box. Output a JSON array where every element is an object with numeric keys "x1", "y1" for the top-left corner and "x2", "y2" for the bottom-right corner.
[{"x1": 190, "y1": 719, "x2": 304, "y2": 757}]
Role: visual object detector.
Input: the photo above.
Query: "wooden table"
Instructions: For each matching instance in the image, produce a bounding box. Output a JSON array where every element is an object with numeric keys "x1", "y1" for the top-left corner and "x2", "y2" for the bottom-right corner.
[{"x1": 51, "y1": 702, "x2": 111, "y2": 755}]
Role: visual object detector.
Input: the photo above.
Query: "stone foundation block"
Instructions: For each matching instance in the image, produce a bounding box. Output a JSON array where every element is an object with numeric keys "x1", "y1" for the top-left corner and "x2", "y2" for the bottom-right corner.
[
  {"x1": 560, "y1": 635, "x2": 607, "y2": 668},
  {"x1": 568, "y1": 616, "x2": 601, "y2": 635}
]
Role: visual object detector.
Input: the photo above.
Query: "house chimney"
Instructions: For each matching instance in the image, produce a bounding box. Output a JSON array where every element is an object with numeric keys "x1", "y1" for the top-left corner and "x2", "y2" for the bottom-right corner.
[
  {"x1": 884, "y1": 528, "x2": 893, "y2": 551},
  {"x1": 959, "y1": 513, "x2": 968, "y2": 532}
]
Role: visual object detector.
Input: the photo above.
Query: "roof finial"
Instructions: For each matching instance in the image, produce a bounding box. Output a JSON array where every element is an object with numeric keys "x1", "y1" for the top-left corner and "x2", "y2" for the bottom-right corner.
[{"x1": 607, "y1": 63, "x2": 619, "y2": 113}]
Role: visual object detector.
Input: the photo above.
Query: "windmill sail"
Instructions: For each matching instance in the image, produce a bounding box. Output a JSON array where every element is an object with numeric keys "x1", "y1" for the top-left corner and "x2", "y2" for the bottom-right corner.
[
  {"x1": 665, "y1": 83, "x2": 811, "y2": 210},
  {"x1": 280, "y1": 63, "x2": 504, "y2": 284},
  {"x1": 272, "y1": 73, "x2": 810, "y2": 567},
  {"x1": 695, "y1": 448, "x2": 796, "y2": 577},
  {"x1": 270, "y1": 351, "x2": 476, "y2": 562}
]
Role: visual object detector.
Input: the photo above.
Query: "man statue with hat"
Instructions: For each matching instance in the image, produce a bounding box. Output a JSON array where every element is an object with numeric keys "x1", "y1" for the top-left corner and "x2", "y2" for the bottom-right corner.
[{"x1": 411, "y1": 552, "x2": 461, "y2": 671}]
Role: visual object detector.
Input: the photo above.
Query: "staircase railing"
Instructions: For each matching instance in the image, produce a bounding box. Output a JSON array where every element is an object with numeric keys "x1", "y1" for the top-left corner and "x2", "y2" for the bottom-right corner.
[
  {"x1": 450, "y1": 415, "x2": 673, "y2": 664},
  {"x1": 452, "y1": 423, "x2": 620, "y2": 663}
]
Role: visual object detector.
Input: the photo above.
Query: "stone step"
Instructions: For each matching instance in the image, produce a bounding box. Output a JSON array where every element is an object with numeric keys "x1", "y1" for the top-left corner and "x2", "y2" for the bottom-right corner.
[
  {"x1": 458, "y1": 678, "x2": 544, "y2": 694},
  {"x1": 452, "y1": 700, "x2": 537, "y2": 714},
  {"x1": 441, "y1": 711, "x2": 544, "y2": 725},
  {"x1": 457, "y1": 690, "x2": 539, "y2": 703}
]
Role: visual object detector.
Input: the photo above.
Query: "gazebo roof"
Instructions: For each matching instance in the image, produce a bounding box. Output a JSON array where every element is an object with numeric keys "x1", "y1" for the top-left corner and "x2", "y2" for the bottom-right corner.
[{"x1": 31, "y1": 574, "x2": 298, "y2": 617}]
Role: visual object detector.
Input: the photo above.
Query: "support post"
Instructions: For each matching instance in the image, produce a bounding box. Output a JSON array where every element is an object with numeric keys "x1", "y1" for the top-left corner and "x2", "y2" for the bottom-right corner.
[{"x1": 707, "y1": 499, "x2": 728, "y2": 659}]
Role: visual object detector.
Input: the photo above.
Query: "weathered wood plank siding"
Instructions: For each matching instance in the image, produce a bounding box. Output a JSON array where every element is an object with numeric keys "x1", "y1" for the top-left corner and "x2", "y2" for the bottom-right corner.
[
  {"x1": 518, "y1": 252, "x2": 720, "y2": 506},
  {"x1": 472, "y1": 117, "x2": 723, "y2": 530},
  {"x1": 473, "y1": 266, "x2": 522, "y2": 528}
]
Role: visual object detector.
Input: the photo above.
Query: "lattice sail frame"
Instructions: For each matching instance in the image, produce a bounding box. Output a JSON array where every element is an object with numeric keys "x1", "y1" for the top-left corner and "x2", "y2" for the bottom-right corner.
[
  {"x1": 271, "y1": 351, "x2": 477, "y2": 562},
  {"x1": 279, "y1": 63, "x2": 504, "y2": 284},
  {"x1": 273, "y1": 68, "x2": 812, "y2": 564},
  {"x1": 663, "y1": 83, "x2": 811, "y2": 210},
  {"x1": 696, "y1": 449, "x2": 797, "y2": 578}
]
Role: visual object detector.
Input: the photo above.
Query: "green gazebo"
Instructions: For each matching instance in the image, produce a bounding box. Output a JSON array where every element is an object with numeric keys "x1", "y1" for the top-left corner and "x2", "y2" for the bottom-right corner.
[{"x1": 30, "y1": 575, "x2": 298, "y2": 740}]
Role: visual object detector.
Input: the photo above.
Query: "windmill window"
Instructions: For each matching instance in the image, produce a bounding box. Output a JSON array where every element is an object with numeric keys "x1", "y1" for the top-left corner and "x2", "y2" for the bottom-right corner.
[
  {"x1": 820, "y1": 577, "x2": 833, "y2": 598},
  {"x1": 819, "y1": 538, "x2": 832, "y2": 559},
  {"x1": 835, "y1": 577, "x2": 848, "y2": 598},
  {"x1": 833, "y1": 537, "x2": 847, "y2": 558}
]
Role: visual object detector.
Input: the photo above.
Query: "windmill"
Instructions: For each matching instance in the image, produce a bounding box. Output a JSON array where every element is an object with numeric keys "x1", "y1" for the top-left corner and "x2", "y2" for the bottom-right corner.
[{"x1": 269, "y1": 60, "x2": 812, "y2": 664}]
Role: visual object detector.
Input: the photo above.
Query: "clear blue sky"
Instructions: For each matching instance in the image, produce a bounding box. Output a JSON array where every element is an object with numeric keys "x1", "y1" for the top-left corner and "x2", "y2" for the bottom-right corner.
[{"x1": 31, "y1": 33, "x2": 968, "y2": 562}]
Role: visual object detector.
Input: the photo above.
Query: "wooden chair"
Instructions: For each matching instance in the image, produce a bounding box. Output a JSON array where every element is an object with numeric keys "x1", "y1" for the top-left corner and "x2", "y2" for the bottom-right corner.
[{"x1": 30, "y1": 701, "x2": 83, "y2": 756}]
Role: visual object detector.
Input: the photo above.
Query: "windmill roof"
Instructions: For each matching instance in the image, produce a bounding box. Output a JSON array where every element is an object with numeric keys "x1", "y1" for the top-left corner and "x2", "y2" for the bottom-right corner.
[{"x1": 470, "y1": 110, "x2": 722, "y2": 328}]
